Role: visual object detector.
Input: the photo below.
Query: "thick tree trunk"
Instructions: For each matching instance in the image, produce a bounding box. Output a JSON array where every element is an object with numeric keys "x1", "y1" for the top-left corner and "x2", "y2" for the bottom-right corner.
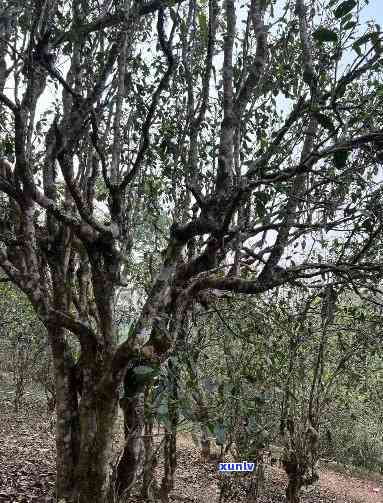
[
  {"x1": 49, "y1": 324, "x2": 120, "y2": 503},
  {"x1": 49, "y1": 327, "x2": 81, "y2": 501},
  {"x1": 55, "y1": 365, "x2": 118, "y2": 502},
  {"x1": 73, "y1": 393, "x2": 118, "y2": 503},
  {"x1": 285, "y1": 475, "x2": 302, "y2": 503}
]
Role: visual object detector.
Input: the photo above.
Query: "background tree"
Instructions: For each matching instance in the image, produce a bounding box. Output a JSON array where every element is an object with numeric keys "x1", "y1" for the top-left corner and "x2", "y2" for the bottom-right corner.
[{"x1": 0, "y1": 281, "x2": 54, "y2": 411}]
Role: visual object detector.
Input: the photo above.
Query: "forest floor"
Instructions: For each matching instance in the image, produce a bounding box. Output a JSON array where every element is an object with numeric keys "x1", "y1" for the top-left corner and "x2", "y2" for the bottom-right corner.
[{"x1": 1, "y1": 389, "x2": 383, "y2": 503}]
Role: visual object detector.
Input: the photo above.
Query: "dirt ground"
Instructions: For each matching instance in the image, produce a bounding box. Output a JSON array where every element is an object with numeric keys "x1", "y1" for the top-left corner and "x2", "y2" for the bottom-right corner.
[{"x1": 1, "y1": 394, "x2": 383, "y2": 503}]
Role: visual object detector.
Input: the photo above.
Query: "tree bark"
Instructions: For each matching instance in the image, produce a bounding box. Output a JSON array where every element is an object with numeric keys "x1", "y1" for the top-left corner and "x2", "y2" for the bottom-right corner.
[
  {"x1": 285, "y1": 475, "x2": 302, "y2": 503},
  {"x1": 49, "y1": 327, "x2": 81, "y2": 501},
  {"x1": 48, "y1": 321, "x2": 120, "y2": 503},
  {"x1": 141, "y1": 385, "x2": 158, "y2": 499},
  {"x1": 116, "y1": 392, "x2": 145, "y2": 497},
  {"x1": 73, "y1": 392, "x2": 118, "y2": 503},
  {"x1": 282, "y1": 453, "x2": 303, "y2": 503},
  {"x1": 160, "y1": 358, "x2": 179, "y2": 502},
  {"x1": 200, "y1": 426, "x2": 211, "y2": 459},
  {"x1": 160, "y1": 426, "x2": 177, "y2": 503},
  {"x1": 115, "y1": 361, "x2": 146, "y2": 498}
]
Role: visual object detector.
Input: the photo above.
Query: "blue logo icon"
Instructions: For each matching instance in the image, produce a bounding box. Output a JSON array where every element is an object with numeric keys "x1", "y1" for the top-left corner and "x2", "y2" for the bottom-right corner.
[{"x1": 218, "y1": 462, "x2": 255, "y2": 472}]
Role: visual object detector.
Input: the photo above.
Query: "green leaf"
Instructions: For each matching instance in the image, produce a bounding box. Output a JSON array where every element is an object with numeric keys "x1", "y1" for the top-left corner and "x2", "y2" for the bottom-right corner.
[
  {"x1": 181, "y1": 405, "x2": 194, "y2": 421},
  {"x1": 314, "y1": 112, "x2": 336, "y2": 133},
  {"x1": 371, "y1": 32, "x2": 383, "y2": 55},
  {"x1": 354, "y1": 32, "x2": 373, "y2": 47},
  {"x1": 214, "y1": 423, "x2": 226, "y2": 446},
  {"x1": 340, "y1": 13, "x2": 353, "y2": 24},
  {"x1": 256, "y1": 199, "x2": 266, "y2": 218},
  {"x1": 362, "y1": 219, "x2": 373, "y2": 233},
  {"x1": 352, "y1": 42, "x2": 363, "y2": 57},
  {"x1": 248, "y1": 416, "x2": 259, "y2": 432},
  {"x1": 201, "y1": 377, "x2": 218, "y2": 392},
  {"x1": 313, "y1": 27, "x2": 338, "y2": 43},
  {"x1": 157, "y1": 400, "x2": 168, "y2": 417},
  {"x1": 352, "y1": 32, "x2": 379, "y2": 57},
  {"x1": 333, "y1": 150, "x2": 349, "y2": 169},
  {"x1": 343, "y1": 21, "x2": 357, "y2": 30},
  {"x1": 334, "y1": 0, "x2": 356, "y2": 19},
  {"x1": 119, "y1": 321, "x2": 135, "y2": 343},
  {"x1": 133, "y1": 365, "x2": 157, "y2": 377},
  {"x1": 254, "y1": 391, "x2": 268, "y2": 403}
]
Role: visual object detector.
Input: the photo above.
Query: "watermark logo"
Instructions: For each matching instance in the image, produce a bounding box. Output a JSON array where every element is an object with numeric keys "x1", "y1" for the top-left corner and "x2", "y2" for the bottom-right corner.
[{"x1": 218, "y1": 462, "x2": 255, "y2": 472}]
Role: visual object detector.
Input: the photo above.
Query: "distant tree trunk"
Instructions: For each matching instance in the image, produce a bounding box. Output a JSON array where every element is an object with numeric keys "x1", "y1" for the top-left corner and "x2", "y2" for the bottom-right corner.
[
  {"x1": 116, "y1": 392, "x2": 145, "y2": 496},
  {"x1": 141, "y1": 385, "x2": 158, "y2": 499},
  {"x1": 46, "y1": 392, "x2": 56, "y2": 413},
  {"x1": 115, "y1": 363, "x2": 146, "y2": 497},
  {"x1": 200, "y1": 425, "x2": 211, "y2": 459},
  {"x1": 13, "y1": 371, "x2": 25, "y2": 412},
  {"x1": 12, "y1": 335, "x2": 28, "y2": 412},
  {"x1": 160, "y1": 426, "x2": 177, "y2": 502},
  {"x1": 160, "y1": 358, "x2": 179, "y2": 502}
]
